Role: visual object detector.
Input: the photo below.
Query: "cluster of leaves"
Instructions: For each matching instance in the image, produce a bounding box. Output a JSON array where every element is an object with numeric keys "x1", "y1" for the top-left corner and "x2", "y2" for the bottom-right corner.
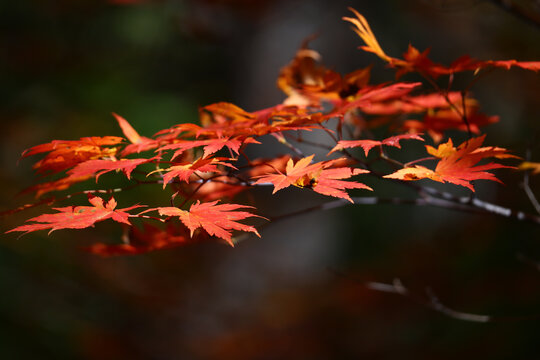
[{"x1": 6, "y1": 9, "x2": 540, "y2": 255}]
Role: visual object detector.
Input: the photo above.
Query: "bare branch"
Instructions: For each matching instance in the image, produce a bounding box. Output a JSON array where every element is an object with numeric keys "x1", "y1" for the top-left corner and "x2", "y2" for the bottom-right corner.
[
  {"x1": 523, "y1": 171, "x2": 540, "y2": 214},
  {"x1": 329, "y1": 270, "x2": 492, "y2": 323},
  {"x1": 263, "y1": 192, "x2": 540, "y2": 226},
  {"x1": 522, "y1": 148, "x2": 540, "y2": 214},
  {"x1": 332, "y1": 270, "x2": 540, "y2": 323}
]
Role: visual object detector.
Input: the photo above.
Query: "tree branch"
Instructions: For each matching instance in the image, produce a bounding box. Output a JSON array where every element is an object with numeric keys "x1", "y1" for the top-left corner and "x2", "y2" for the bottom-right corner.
[
  {"x1": 332, "y1": 270, "x2": 540, "y2": 323},
  {"x1": 264, "y1": 193, "x2": 540, "y2": 225}
]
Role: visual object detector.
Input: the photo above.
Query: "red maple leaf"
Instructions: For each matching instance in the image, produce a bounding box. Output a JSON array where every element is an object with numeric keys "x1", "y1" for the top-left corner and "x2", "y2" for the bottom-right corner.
[
  {"x1": 384, "y1": 135, "x2": 517, "y2": 191},
  {"x1": 348, "y1": 91, "x2": 462, "y2": 116},
  {"x1": 6, "y1": 195, "x2": 144, "y2": 235},
  {"x1": 404, "y1": 107, "x2": 499, "y2": 143},
  {"x1": 330, "y1": 82, "x2": 422, "y2": 117},
  {"x1": 155, "y1": 201, "x2": 263, "y2": 246},
  {"x1": 22, "y1": 175, "x2": 91, "y2": 198},
  {"x1": 67, "y1": 155, "x2": 161, "y2": 181},
  {"x1": 158, "y1": 137, "x2": 259, "y2": 160},
  {"x1": 329, "y1": 134, "x2": 424, "y2": 157},
  {"x1": 154, "y1": 157, "x2": 236, "y2": 188}
]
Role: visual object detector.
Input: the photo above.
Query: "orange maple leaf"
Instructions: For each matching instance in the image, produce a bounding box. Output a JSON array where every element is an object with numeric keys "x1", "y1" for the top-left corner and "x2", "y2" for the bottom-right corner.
[
  {"x1": 384, "y1": 135, "x2": 516, "y2": 191},
  {"x1": 310, "y1": 166, "x2": 372, "y2": 202},
  {"x1": 253, "y1": 155, "x2": 371, "y2": 202},
  {"x1": 518, "y1": 161, "x2": 540, "y2": 175},
  {"x1": 113, "y1": 113, "x2": 159, "y2": 156},
  {"x1": 252, "y1": 155, "x2": 321, "y2": 192},
  {"x1": 22, "y1": 175, "x2": 91, "y2": 198},
  {"x1": 6, "y1": 195, "x2": 144, "y2": 235},
  {"x1": 383, "y1": 165, "x2": 441, "y2": 183},
  {"x1": 329, "y1": 133, "x2": 424, "y2": 157},
  {"x1": 22, "y1": 136, "x2": 123, "y2": 174},
  {"x1": 155, "y1": 201, "x2": 263, "y2": 246},
  {"x1": 277, "y1": 40, "x2": 362, "y2": 106}
]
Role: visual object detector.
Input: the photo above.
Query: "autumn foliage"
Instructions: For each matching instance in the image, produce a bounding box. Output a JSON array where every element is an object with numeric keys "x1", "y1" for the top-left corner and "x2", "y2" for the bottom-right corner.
[{"x1": 6, "y1": 9, "x2": 540, "y2": 256}]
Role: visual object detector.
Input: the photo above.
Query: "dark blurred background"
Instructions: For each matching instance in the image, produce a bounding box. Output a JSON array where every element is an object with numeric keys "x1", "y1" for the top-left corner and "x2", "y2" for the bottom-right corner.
[{"x1": 1, "y1": 0, "x2": 540, "y2": 359}]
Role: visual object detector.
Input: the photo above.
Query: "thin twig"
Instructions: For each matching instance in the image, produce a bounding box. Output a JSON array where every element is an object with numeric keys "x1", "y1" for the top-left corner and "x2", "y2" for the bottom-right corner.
[
  {"x1": 332, "y1": 270, "x2": 540, "y2": 323},
  {"x1": 523, "y1": 148, "x2": 540, "y2": 214},
  {"x1": 330, "y1": 270, "x2": 491, "y2": 323},
  {"x1": 286, "y1": 133, "x2": 334, "y2": 152},
  {"x1": 263, "y1": 193, "x2": 540, "y2": 225},
  {"x1": 523, "y1": 170, "x2": 540, "y2": 214},
  {"x1": 420, "y1": 71, "x2": 471, "y2": 137},
  {"x1": 274, "y1": 133, "x2": 305, "y2": 157}
]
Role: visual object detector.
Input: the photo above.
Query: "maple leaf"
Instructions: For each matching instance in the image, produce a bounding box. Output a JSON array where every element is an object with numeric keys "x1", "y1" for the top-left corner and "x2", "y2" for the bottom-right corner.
[
  {"x1": 344, "y1": 8, "x2": 540, "y2": 78},
  {"x1": 384, "y1": 135, "x2": 516, "y2": 191},
  {"x1": 158, "y1": 137, "x2": 259, "y2": 160},
  {"x1": 482, "y1": 60, "x2": 540, "y2": 72},
  {"x1": 200, "y1": 102, "x2": 255, "y2": 126},
  {"x1": 177, "y1": 102, "x2": 329, "y2": 139},
  {"x1": 351, "y1": 91, "x2": 466, "y2": 116},
  {"x1": 330, "y1": 82, "x2": 422, "y2": 117},
  {"x1": 183, "y1": 102, "x2": 264, "y2": 138},
  {"x1": 113, "y1": 113, "x2": 159, "y2": 156},
  {"x1": 244, "y1": 155, "x2": 292, "y2": 179},
  {"x1": 329, "y1": 134, "x2": 424, "y2": 157},
  {"x1": 253, "y1": 155, "x2": 320, "y2": 193},
  {"x1": 154, "y1": 123, "x2": 204, "y2": 140},
  {"x1": 342, "y1": 8, "x2": 392, "y2": 63},
  {"x1": 518, "y1": 161, "x2": 540, "y2": 175},
  {"x1": 155, "y1": 201, "x2": 263, "y2": 246},
  {"x1": 22, "y1": 175, "x2": 91, "y2": 198},
  {"x1": 309, "y1": 167, "x2": 372, "y2": 202},
  {"x1": 22, "y1": 136, "x2": 123, "y2": 158},
  {"x1": 153, "y1": 157, "x2": 236, "y2": 189},
  {"x1": 383, "y1": 165, "x2": 442, "y2": 182},
  {"x1": 253, "y1": 155, "x2": 371, "y2": 202},
  {"x1": 67, "y1": 156, "x2": 160, "y2": 181},
  {"x1": 404, "y1": 107, "x2": 499, "y2": 143},
  {"x1": 277, "y1": 41, "x2": 345, "y2": 106},
  {"x1": 22, "y1": 136, "x2": 124, "y2": 174},
  {"x1": 6, "y1": 195, "x2": 144, "y2": 235},
  {"x1": 396, "y1": 42, "x2": 540, "y2": 79}
]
